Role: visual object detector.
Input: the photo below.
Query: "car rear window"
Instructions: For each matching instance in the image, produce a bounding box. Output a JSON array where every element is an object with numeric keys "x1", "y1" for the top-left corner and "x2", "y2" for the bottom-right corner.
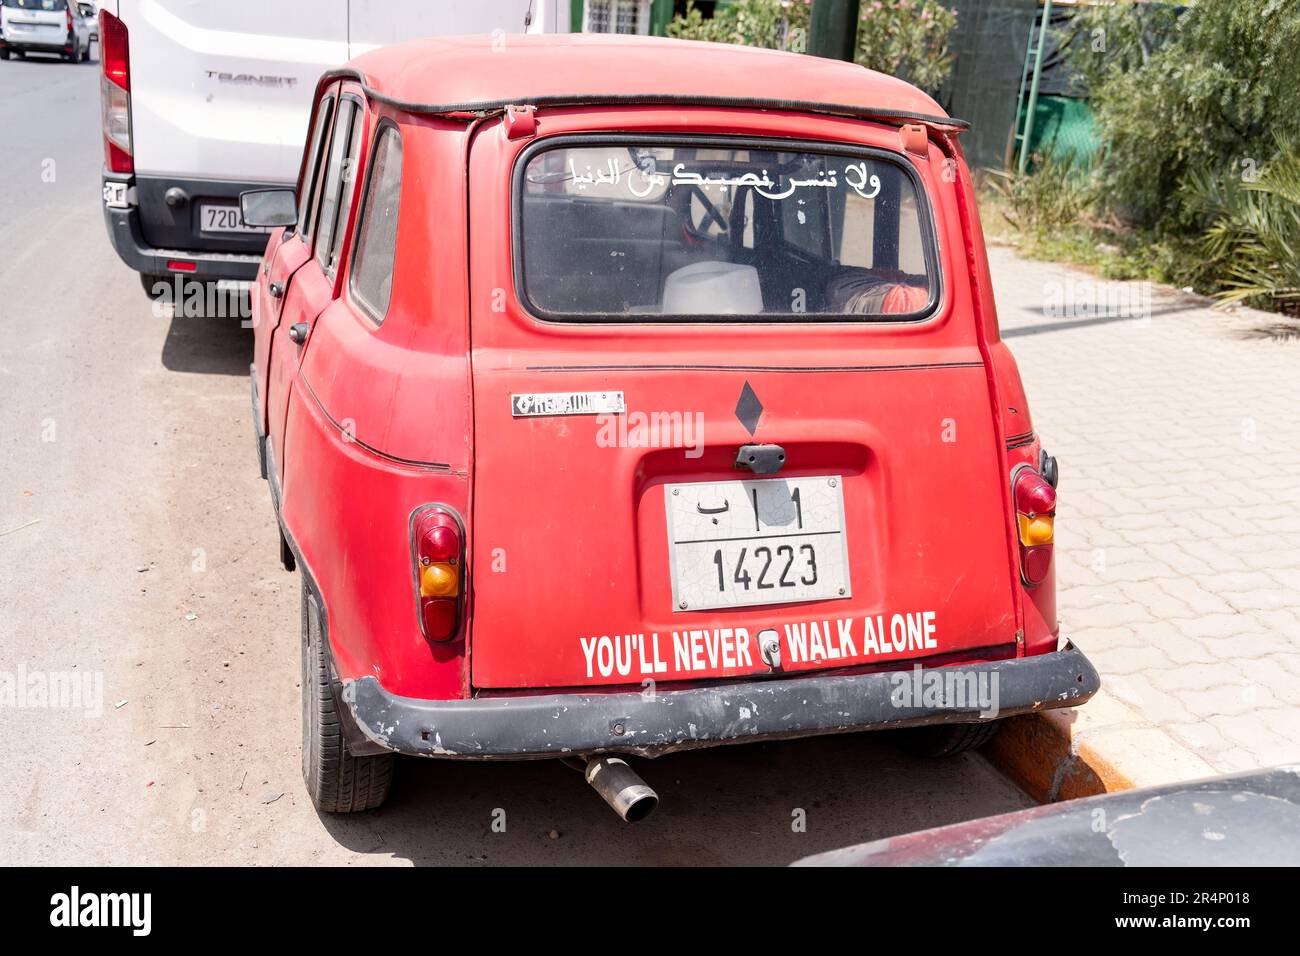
[
  {"x1": 3, "y1": 0, "x2": 68, "y2": 9},
  {"x1": 516, "y1": 138, "x2": 938, "y2": 321}
]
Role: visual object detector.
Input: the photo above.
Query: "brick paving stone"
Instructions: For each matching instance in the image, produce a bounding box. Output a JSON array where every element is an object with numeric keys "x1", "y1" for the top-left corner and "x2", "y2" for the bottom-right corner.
[
  {"x1": 1177, "y1": 683, "x2": 1280, "y2": 719},
  {"x1": 1202, "y1": 712, "x2": 1297, "y2": 769},
  {"x1": 1103, "y1": 673, "x2": 1197, "y2": 725},
  {"x1": 1153, "y1": 577, "x2": 1238, "y2": 616},
  {"x1": 989, "y1": 246, "x2": 1300, "y2": 774}
]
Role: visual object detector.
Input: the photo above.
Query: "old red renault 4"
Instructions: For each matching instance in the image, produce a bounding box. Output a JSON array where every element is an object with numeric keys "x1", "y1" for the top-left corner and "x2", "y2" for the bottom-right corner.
[{"x1": 243, "y1": 34, "x2": 1098, "y2": 818}]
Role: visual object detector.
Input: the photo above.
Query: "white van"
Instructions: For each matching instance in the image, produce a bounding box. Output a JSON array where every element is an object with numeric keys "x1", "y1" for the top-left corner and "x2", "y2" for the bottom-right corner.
[
  {"x1": 98, "y1": 0, "x2": 569, "y2": 291},
  {"x1": 0, "y1": 0, "x2": 95, "y2": 61}
]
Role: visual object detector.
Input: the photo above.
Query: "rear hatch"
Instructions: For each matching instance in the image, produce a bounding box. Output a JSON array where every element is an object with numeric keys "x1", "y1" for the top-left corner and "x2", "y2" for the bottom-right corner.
[
  {"x1": 2, "y1": 0, "x2": 71, "y2": 47},
  {"x1": 468, "y1": 124, "x2": 1017, "y2": 691}
]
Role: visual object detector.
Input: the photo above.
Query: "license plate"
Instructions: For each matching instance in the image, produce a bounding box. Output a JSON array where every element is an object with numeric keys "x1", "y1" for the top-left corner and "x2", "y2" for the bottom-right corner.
[
  {"x1": 199, "y1": 204, "x2": 268, "y2": 234},
  {"x1": 664, "y1": 475, "x2": 851, "y2": 612}
]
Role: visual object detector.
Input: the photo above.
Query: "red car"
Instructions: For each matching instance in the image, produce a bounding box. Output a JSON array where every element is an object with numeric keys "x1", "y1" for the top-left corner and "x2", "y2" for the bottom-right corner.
[{"x1": 242, "y1": 34, "x2": 1098, "y2": 818}]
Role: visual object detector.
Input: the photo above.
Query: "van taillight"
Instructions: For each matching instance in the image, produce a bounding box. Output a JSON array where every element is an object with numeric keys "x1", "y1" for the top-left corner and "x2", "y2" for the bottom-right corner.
[
  {"x1": 411, "y1": 506, "x2": 463, "y2": 642},
  {"x1": 66, "y1": 9, "x2": 73, "y2": 32},
  {"x1": 1013, "y1": 468, "x2": 1056, "y2": 587},
  {"x1": 99, "y1": 11, "x2": 132, "y2": 174}
]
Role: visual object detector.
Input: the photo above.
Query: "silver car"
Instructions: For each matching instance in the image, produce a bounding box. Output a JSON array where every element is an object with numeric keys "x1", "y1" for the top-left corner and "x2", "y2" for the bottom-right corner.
[{"x1": 0, "y1": 0, "x2": 94, "y2": 62}]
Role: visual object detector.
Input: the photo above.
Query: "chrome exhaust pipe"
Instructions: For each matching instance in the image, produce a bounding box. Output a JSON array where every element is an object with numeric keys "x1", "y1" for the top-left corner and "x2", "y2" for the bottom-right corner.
[{"x1": 581, "y1": 755, "x2": 659, "y2": 822}]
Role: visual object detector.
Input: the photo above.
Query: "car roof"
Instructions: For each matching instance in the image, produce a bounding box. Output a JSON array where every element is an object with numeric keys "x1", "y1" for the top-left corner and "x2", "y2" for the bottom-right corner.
[{"x1": 339, "y1": 33, "x2": 960, "y2": 130}]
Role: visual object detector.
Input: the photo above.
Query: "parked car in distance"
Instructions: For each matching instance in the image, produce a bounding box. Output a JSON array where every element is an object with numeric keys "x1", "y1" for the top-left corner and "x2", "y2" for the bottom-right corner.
[
  {"x1": 793, "y1": 765, "x2": 1300, "y2": 866},
  {"x1": 245, "y1": 34, "x2": 1097, "y2": 818},
  {"x1": 77, "y1": 1, "x2": 95, "y2": 41},
  {"x1": 96, "y1": 0, "x2": 566, "y2": 296},
  {"x1": 0, "y1": 0, "x2": 93, "y2": 61}
]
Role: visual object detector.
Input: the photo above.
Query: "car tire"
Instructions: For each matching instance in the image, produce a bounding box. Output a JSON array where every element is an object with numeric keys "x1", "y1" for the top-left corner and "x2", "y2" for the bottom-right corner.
[
  {"x1": 895, "y1": 721, "x2": 1001, "y2": 758},
  {"x1": 300, "y1": 576, "x2": 394, "y2": 813},
  {"x1": 0, "y1": 49, "x2": 9, "y2": 61}
]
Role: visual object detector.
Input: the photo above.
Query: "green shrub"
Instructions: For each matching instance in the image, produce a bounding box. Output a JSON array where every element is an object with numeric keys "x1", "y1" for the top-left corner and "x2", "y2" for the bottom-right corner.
[
  {"x1": 1067, "y1": 0, "x2": 1300, "y2": 234},
  {"x1": 855, "y1": 0, "x2": 957, "y2": 93},
  {"x1": 1190, "y1": 143, "x2": 1300, "y2": 313},
  {"x1": 986, "y1": 154, "x2": 1096, "y2": 236},
  {"x1": 667, "y1": 0, "x2": 808, "y2": 51},
  {"x1": 668, "y1": 0, "x2": 957, "y2": 95}
]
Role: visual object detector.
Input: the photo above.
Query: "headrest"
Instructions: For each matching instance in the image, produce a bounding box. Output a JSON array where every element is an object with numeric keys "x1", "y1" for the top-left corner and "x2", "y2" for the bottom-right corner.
[{"x1": 662, "y1": 261, "x2": 763, "y2": 315}]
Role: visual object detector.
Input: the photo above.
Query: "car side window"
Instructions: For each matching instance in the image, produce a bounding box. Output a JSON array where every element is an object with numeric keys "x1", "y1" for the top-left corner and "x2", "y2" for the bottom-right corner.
[
  {"x1": 297, "y1": 95, "x2": 335, "y2": 246},
  {"x1": 349, "y1": 125, "x2": 403, "y2": 323},
  {"x1": 317, "y1": 99, "x2": 364, "y2": 279},
  {"x1": 312, "y1": 98, "x2": 360, "y2": 275}
]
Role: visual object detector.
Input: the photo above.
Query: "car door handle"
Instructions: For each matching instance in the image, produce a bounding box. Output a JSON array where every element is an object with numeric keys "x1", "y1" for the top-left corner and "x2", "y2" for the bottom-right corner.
[
  {"x1": 288, "y1": 323, "x2": 309, "y2": 345},
  {"x1": 269, "y1": 282, "x2": 283, "y2": 299}
]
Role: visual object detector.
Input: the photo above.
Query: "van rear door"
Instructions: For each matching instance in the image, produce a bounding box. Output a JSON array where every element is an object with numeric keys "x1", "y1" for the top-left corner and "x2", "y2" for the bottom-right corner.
[
  {"x1": 466, "y1": 121, "x2": 1019, "y2": 692},
  {"x1": 117, "y1": 0, "x2": 348, "y2": 186}
]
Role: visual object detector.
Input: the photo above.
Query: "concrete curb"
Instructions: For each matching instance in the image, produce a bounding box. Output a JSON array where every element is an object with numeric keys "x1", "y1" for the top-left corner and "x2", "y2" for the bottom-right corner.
[{"x1": 985, "y1": 690, "x2": 1218, "y2": 803}]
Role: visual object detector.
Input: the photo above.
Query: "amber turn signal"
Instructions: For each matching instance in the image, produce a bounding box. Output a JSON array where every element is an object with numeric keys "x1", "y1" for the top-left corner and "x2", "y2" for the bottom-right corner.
[
  {"x1": 420, "y1": 560, "x2": 459, "y2": 598},
  {"x1": 1017, "y1": 513, "x2": 1055, "y2": 547}
]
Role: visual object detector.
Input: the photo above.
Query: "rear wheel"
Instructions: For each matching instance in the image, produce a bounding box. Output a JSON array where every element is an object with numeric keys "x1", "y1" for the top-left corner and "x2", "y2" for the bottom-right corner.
[
  {"x1": 300, "y1": 576, "x2": 394, "y2": 813},
  {"x1": 0, "y1": 49, "x2": 10, "y2": 61},
  {"x1": 896, "y1": 721, "x2": 1001, "y2": 758}
]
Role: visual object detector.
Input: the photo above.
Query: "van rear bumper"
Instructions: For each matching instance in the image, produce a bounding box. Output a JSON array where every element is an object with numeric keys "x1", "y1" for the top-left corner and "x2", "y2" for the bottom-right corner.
[
  {"x1": 341, "y1": 644, "x2": 1100, "y2": 759},
  {"x1": 104, "y1": 199, "x2": 263, "y2": 281},
  {"x1": 102, "y1": 175, "x2": 265, "y2": 282}
]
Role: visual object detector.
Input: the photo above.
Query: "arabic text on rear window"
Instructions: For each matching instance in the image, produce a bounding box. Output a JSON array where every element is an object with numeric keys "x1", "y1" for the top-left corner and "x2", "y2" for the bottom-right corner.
[{"x1": 518, "y1": 142, "x2": 936, "y2": 320}]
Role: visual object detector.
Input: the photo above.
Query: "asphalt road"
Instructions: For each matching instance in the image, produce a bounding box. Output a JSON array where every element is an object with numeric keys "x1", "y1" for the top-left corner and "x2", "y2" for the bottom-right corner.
[{"x1": 0, "y1": 52, "x2": 1032, "y2": 865}]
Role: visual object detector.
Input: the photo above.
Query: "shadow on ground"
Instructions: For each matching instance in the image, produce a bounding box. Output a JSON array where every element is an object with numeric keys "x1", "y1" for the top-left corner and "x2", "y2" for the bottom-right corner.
[
  {"x1": 314, "y1": 732, "x2": 1031, "y2": 866},
  {"x1": 160, "y1": 306, "x2": 253, "y2": 375},
  {"x1": 1238, "y1": 318, "x2": 1300, "y2": 342}
]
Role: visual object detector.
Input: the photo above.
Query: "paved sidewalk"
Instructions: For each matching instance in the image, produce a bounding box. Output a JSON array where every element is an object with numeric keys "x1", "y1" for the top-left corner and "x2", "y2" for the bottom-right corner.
[{"x1": 988, "y1": 244, "x2": 1300, "y2": 775}]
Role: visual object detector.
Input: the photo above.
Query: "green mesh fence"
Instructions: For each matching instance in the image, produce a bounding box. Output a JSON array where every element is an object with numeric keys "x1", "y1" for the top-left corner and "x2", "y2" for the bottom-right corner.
[{"x1": 1019, "y1": 94, "x2": 1100, "y2": 172}]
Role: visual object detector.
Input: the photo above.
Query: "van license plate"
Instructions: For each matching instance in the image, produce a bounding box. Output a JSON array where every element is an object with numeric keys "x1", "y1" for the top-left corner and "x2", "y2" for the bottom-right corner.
[
  {"x1": 199, "y1": 204, "x2": 268, "y2": 234},
  {"x1": 665, "y1": 476, "x2": 851, "y2": 612}
]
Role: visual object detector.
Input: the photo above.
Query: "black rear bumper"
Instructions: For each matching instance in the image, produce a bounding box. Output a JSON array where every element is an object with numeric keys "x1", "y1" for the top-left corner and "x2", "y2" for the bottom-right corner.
[
  {"x1": 3, "y1": 41, "x2": 71, "y2": 53},
  {"x1": 102, "y1": 173, "x2": 272, "y2": 282},
  {"x1": 342, "y1": 643, "x2": 1100, "y2": 759}
]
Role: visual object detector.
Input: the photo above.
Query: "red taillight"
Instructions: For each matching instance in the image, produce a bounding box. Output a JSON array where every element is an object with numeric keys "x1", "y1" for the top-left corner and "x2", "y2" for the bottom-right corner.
[
  {"x1": 99, "y1": 11, "x2": 133, "y2": 175},
  {"x1": 166, "y1": 260, "x2": 197, "y2": 273},
  {"x1": 66, "y1": 9, "x2": 73, "y2": 32},
  {"x1": 412, "y1": 506, "x2": 463, "y2": 642},
  {"x1": 105, "y1": 138, "x2": 133, "y2": 174},
  {"x1": 1013, "y1": 468, "x2": 1057, "y2": 587},
  {"x1": 100, "y1": 11, "x2": 129, "y2": 91},
  {"x1": 1015, "y1": 471, "x2": 1056, "y2": 516}
]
